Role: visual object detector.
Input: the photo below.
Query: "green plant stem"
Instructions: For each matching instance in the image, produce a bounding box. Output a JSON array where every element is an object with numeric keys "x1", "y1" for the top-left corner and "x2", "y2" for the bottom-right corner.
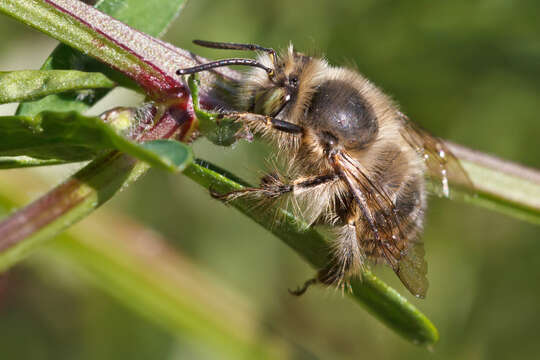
[
  {"x1": 0, "y1": 178, "x2": 288, "y2": 360},
  {"x1": 0, "y1": 157, "x2": 66, "y2": 169},
  {"x1": 0, "y1": 152, "x2": 147, "y2": 271},
  {"x1": 0, "y1": 0, "x2": 179, "y2": 98},
  {"x1": 0, "y1": 111, "x2": 192, "y2": 170},
  {"x1": 447, "y1": 142, "x2": 540, "y2": 224},
  {"x1": 0, "y1": 70, "x2": 115, "y2": 104},
  {"x1": 15, "y1": 0, "x2": 187, "y2": 116},
  {"x1": 183, "y1": 160, "x2": 439, "y2": 346}
]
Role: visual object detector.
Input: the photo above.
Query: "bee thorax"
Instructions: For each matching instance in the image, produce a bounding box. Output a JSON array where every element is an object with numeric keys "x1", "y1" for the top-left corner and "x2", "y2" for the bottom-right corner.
[{"x1": 306, "y1": 80, "x2": 378, "y2": 151}]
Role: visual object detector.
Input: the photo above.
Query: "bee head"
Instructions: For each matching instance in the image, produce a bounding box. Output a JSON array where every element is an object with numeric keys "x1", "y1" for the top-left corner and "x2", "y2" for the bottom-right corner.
[
  {"x1": 177, "y1": 40, "x2": 316, "y2": 120},
  {"x1": 250, "y1": 45, "x2": 313, "y2": 117}
]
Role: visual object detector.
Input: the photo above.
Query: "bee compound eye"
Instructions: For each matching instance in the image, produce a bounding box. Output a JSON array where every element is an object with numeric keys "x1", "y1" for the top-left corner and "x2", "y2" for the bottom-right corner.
[{"x1": 289, "y1": 76, "x2": 299, "y2": 87}]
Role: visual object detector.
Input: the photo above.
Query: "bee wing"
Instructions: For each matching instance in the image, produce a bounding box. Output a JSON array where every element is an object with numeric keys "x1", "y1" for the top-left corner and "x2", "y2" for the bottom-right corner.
[
  {"x1": 335, "y1": 152, "x2": 429, "y2": 297},
  {"x1": 398, "y1": 112, "x2": 474, "y2": 199},
  {"x1": 336, "y1": 153, "x2": 406, "y2": 265},
  {"x1": 395, "y1": 241, "x2": 429, "y2": 298}
]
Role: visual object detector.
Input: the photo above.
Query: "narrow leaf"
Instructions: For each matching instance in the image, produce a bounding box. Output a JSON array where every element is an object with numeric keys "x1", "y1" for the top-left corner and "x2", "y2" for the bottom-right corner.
[
  {"x1": 0, "y1": 152, "x2": 149, "y2": 270},
  {"x1": 0, "y1": 175, "x2": 286, "y2": 359},
  {"x1": 16, "y1": 0, "x2": 187, "y2": 116},
  {"x1": 447, "y1": 142, "x2": 540, "y2": 225},
  {"x1": 6, "y1": 1, "x2": 236, "y2": 117},
  {"x1": 0, "y1": 111, "x2": 192, "y2": 172},
  {"x1": 0, "y1": 96, "x2": 193, "y2": 270},
  {"x1": 140, "y1": 139, "x2": 193, "y2": 172},
  {"x1": 183, "y1": 160, "x2": 439, "y2": 346},
  {"x1": 0, "y1": 157, "x2": 66, "y2": 169},
  {"x1": 0, "y1": 0, "x2": 183, "y2": 102},
  {"x1": 0, "y1": 70, "x2": 115, "y2": 104},
  {"x1": 46, "y1": 227, "x2": 284, "y2": 359}
]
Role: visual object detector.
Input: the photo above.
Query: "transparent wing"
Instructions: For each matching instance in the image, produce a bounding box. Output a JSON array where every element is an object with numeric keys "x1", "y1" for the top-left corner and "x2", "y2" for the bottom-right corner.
[
  {"x1": 398, "y1": 112, "x2": 474, "y2": 199},
  {"x1": 336, "y1": 153, "x2": 404, "y2": 266},
  {"x1": 335, "y1": 151, "x2": 429, "y2": 298},
  {"x1": 395, "y1": 241, "x2": 429, "y2": 298}
]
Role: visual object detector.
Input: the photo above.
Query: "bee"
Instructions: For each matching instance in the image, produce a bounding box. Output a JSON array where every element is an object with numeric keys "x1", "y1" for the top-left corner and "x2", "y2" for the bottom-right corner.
[{"x1": 177, "y1": 40, "x2": 472, "y2": 298}]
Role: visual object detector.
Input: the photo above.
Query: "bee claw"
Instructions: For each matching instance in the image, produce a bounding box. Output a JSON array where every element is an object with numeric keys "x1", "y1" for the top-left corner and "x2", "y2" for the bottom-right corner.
[
  {"x1": 209, "y1": 187, "x2": 228, "y2": 201},
  {"x1": 288, "y1": 278, "x2": 318, "y2": 296},
  {"x1": 210, "y1": 187, "x2": 245, "y2": 202},
  {"x1": 288, "y1": 287, "x2": 306, "y2": 296}
]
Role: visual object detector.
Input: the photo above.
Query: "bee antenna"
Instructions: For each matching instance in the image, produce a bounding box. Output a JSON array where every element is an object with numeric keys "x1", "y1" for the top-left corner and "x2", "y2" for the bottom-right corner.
[
  {"x1": 192, "y1": 40, "x2": 277, "y2": 63},
  {"x1": 176, "y1": 58, "x2": 274, "y2": 77}
]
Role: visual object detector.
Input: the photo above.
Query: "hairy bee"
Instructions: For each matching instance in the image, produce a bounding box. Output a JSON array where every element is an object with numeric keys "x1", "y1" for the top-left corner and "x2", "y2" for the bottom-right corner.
[{"x1": 177, "y1": 40, "x2": 472, "y2": 298}]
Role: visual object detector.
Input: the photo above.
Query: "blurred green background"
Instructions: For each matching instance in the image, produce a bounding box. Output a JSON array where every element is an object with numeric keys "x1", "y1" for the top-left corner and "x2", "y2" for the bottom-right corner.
[{"x1": 1, "y1": 0, "x2": 539, "y2": 359}]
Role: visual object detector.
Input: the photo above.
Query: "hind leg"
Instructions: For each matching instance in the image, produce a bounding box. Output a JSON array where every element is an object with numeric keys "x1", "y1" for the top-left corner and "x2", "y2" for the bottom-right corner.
[{"x1": 290, "y1": 223, "x2": 364, "y2": 296}]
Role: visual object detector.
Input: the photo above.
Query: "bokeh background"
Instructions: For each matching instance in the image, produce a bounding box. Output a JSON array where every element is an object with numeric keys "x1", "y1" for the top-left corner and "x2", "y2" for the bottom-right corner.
[{"x1": 1, "y1": 0, "x2": 539, "y2": 359}]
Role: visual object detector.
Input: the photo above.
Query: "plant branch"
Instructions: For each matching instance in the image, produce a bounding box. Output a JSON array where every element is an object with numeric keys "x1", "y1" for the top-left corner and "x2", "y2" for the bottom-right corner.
[
  {"x1": 183, "y1": 160, "x2": 439, "y2": 345},
  {"x1": 0, "y1": 70, "x2": 115, "y2": 104},
  {"x1": 15, "y1": 0, "x2": 186, "y2": 116},
  {"x1": 0, "y1": 0, "x2": 537, "y2": 348},
  {"x1": 0, "y1": 176, "x2": 290, "y2": 359},
  {"x1": 447, "y1": 142, "x2": 540, "y2": 224}
]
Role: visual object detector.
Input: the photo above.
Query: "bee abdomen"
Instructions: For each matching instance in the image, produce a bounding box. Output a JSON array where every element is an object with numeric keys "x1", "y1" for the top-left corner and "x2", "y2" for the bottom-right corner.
[{"x1": 360, "y1": 176, "x2": 426, "y2": 263}]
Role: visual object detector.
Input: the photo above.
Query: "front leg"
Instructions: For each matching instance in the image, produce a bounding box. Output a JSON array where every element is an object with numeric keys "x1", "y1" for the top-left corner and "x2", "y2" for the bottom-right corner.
[
  {"x1": 217, "y1": 111, "x2": 303, "y2": 136},
  {"x1": 211, "y1": 173, "x2": 338, "y2": 202},
  {"x1": 188, "y1": 73, "x2": 302, "y2": 144}
]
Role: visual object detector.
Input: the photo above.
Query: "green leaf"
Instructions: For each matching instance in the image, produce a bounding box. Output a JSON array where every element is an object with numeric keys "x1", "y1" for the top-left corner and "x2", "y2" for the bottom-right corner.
[
  {"x1": 0, "y1": 70, "x2": 115, "y2": 104},
  {"x1": 0, "y1": 175, "x2": 295, "y2": 359},
  {"x1": 188, "y1": 74, "x2": 240, "y2": 146},
  {"x1": 19, "y1": 0, "x2": 186, "y2": 116},
  {"x1": 183, "y1": 160, "x2": 439, "y2": 346},
  {"x1": 117, "y1": 138, "x2": 192, "y2": 173},
  {"x1": 96, "y1": 0, "x2": 187, "y2": 37},
  {"x1": 45, "y1": 229, "x2": 283, "y2": 359},
  {"x1": 140, "y1": 140, "x2": 193, "y2": 172},
  {"x1": 15, "y1": 0, "x2": 186, "y2": 116},
  {"x1": 0, "y1": 0, "x2": 186, "y2": 117},
  {"x1": 0, "y1": 157, "x2": 66, "y2": 169},
  {"x1": 0, "y1": 153, "x2": 436, "y2": 346},
  {"x1": 444, "y1": 143, "x2": 540, "y2": 225},
  {"x1": 459, "y1": 160, "x2": 540, "y2": 225},
  {"x1": 0, "y1": 111, "x2": 192, "y2": 172}
]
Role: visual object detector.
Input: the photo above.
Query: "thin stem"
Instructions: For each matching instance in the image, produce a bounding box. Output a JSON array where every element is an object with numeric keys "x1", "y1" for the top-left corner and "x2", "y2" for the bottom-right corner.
[
  {"x1": 446, "y1": 142, "x2": 540, "y2": 224},
  {"x1": 0, "y1": 175, "x2": 289, "y2": 359},
  {"x1": 183, "y1": 160, "x2": 440, "y2": 345}
]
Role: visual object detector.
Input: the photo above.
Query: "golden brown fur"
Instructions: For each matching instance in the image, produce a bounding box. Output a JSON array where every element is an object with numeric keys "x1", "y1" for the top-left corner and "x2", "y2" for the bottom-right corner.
[{"x1": 192, "y1": 42, "x2": 472, "y2": 298}]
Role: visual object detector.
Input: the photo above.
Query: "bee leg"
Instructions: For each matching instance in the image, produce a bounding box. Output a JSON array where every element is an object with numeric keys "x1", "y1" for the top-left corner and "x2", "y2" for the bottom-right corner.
[
  {"x1": 210, "y1": 185, "x2": 291, "y2": 202},
  {"x1": 316, "y1": 223, "x2": 361, "y2": 292},
  {"x1": 211, "y1": 173, "x2": 338, "y2": 202},
  {"x1": 290, "y1": 264, "x2": 352, "y2": 297},
  {"x1": 288, "y1": 278, "x2": 318, "y2": 296},
  {"x1": 217, "y1": 112, "x2": 303, "y2": 135},
  {"x1": 210, "y1": 176, "x2": 293, "y2": 201}
]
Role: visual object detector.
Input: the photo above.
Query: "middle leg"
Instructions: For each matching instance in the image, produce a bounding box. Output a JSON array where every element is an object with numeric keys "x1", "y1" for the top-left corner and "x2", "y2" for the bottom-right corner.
[{"x1": 211, "y1": 173, "x2": 338, "y2": 202}]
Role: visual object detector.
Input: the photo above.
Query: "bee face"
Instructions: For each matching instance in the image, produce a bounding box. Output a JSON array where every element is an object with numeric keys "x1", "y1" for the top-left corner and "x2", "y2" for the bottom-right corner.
[
  {"x1": 179, "y1": 40, "x2": 473, "y2": 298},
  {"x1": 249, "y1": 48, "x2": 381, "y2": 160},
  {"x1": 247, "y1": 47, "x2": 312, "y2": 118}
]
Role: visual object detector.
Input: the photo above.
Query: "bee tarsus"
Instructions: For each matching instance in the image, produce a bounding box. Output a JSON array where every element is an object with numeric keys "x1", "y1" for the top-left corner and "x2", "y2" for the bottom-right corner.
[
  {"x1": 288, "y1": 278, "x2": 318, "y2": 296},
  {"x1": 217, "y1": 111, "x2": 303, "y2": 135},
  {"x1": 212, "y1": 173, "x2": 339, "y2": 203}
]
